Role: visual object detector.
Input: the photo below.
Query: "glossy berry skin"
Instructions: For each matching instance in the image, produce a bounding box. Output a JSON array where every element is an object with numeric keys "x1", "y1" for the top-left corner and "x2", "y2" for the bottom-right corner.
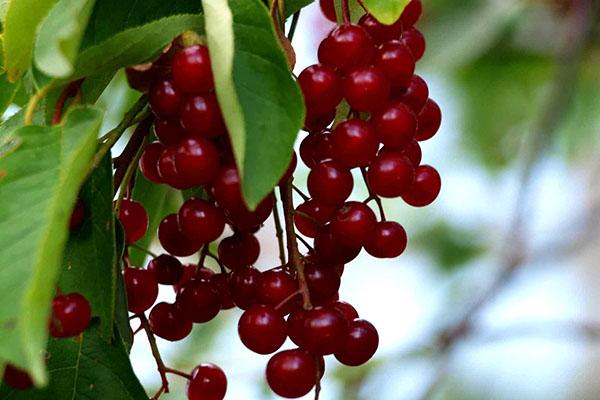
[
  {"x1": 196, "y1": 266, "x2": 216, "y2": 282},
  {"x1": 180, "y1": 94, "x2": 226, "y2": 139},
  {"x1": 218, "y1": 233, "x2": 260, "y2": 270},
  {"x1": 178, "y1": 199, "x2": 225, "y2": 244},
  {"x1": 331, "y1": 301, "x2": 359, "y2": 321},
  {"x1": 380, "y1": 139, "x2": 422, "y2": 167},
  {"x1": 148, "y1": 254, "x2": 184, "y2": 285},
  {"x1": 238, "y1": 305, "x2": 287, "y2": 354},
  {"x1": 158, "y1": 214, "x2": 202, "y2": 257},
  {"x1": 364, "y1": 221, "x2": 408, "y2": 258},
  {"x1": 400, "y1": 28, "x2": 426, "y2": 61},
  {"x1": 335, "y1": 319, "x2": 379, "y2": 366},
  {"x1": 298, "y1": 64, "x2": 343, "y2": 116},
  {"x1": 187, "y1": 363, "x2": 227, "y2": 400},
  {"x1": 330, "y1": 201, "x2": 377, "y2": 248},
  {"x1": 117, "y1": 199, "x2": 148, "y2": 244},
  {"x1": 157, "y1": 146, "x2": 189, "y2": 189},
  {"x1": 258, "y1": 269, "x2": 298, "y2": 312},
  {"x1": 304, "y1": 108, "x2": 336, "y2": 133},
  {"x1": 318, "y1": 25, "x2": 375, "y2": 73},
  {"x1": 371, "y1": 103, "x2": 417, "y2": 149},
  {"x1": 374, "y1": 41, "x2": 415, "y2": 90},
  {"x1": 139, "y1": 142, "x2": 165, "y2": 184},
  {"x1": 266, "y1": 349, "x2": 317, "y2": 399},
  {"x1": 367, "y1": 152, "x2": 415, "y2": 198},
  {"x1": 69, "y1": 198, "x2": 85, "y2": 230},
  {"x1": 393, "y1": 75, "x2": 429, "y2": 113},
  {"x1": 211, "y1": 273, "x2": 235, "y2": 310},
  {"x1": 171, "y1": 45, "x2": 214, "y2": 94},
  {"x1": 286, "y1": 309, "x2": 307, "y2": 347},
  {"x1": 149, "y1": 80, "x2": 181, "y2": 118},
  {"x1": 49, "y1": 293, "x2": 91, "y2": 338},
  {"x1": 229, "y1": 266, "x2": 261, "y2": 310},
  {"x1": 416, "y1": 98, "x2": 442, "y2": 141},
  {"x1": 307, "y1": 161, "x2": 353, "y2": 206},
  {"x1": 319, "y1": 0, "x2": 337, "y2": 22},
  {"x1": 149, "y1": 302, "x2": 192, "y2": 341},
  {"x1": 294, "y1": 199, "x2": 336, "y2": 238},
  {"x1": 124, "y1": 267, "x2": 159, "y2": 314},
  {"x1": 343, "y1": 66, "x2": 390, "y2": 112},
  {"x1": 402, "y1": 165, "x2": 441, "y2": 207},
  {"x1": 358, "y1": 14, "x2": 403, "y2": 45},
  {"x1": 331, "y1": 119, "x2": 379, "y2": 168},
  {"x1": 304, "y1": 262, "x2": 341, "y2": 304},
  {"x1": 176, "y1": 280, "x2": 221, "y2": 323},
  {"x1": 314, "y1": 225, "x2": 362, "y2": 265},
  {"x1": 299, "y1": 131, "x2": 333, "y2": 168},
  {"x1": 301, "y1": 306, "x2": 348, "y2": 355},
  {"x1": 154, "y1": 119, "x2": 186, "y2": 146},
  {"x1": 173, "y1": 138, "x2": 220, "y2": 187},
  {"x1": 400, "y1": 0, "x2": 423, "y2": 27},
  {"x1": 3, "y1": 364, "x2": 33, "y2": 390}
]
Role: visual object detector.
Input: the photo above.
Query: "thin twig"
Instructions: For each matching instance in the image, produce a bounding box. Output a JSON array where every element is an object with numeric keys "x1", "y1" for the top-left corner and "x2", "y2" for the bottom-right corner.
[
  {"x1": 288, "y1": 10, "x2": 301, "y2": 41},
  {"x1": 164, "y1": 367, "x2": 192, "y2": 380},
  {"x1": 140, "y1": 314, "x2": 170, "y2": 395},
  {"x1": 273, "y1": 194, "x2": 288, "y2": 265},
  {"x1": 292, "y1": 184, "x2": 310, "y2": 201},
  {"x1": 361, "y1": 168, "x2": 386, "y2": 221},
  {"x1": 113, "y1": 116, "x2": 153, "y2": 191},
  {"x1": 295, "y1": 234, "x2": 314, "y2": 253},
  {"x1": 341, "y1": 0, "x2": 351, "y2": 24},
  {"x1": 24, "y1": 85, "x2": 52, "y2": 125},
  {"x1": 129, "y1": 243, "x2": 158, "y2": 259}
]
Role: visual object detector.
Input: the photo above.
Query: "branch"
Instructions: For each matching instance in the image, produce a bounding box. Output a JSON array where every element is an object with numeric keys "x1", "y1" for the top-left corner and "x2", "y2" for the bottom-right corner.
[
  {"x1": 273, "y1": 194, "x2": 287, "y2": 265},
  {"x1": 139, "y1": 314, "x2": 170, "y2": 396}
]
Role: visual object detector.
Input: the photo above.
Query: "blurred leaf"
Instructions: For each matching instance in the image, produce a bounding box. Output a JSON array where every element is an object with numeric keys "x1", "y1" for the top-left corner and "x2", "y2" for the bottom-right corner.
[
  {"x1": 362, "y1": 0, "x2": 410, "y2": 25},
  {"x1": 285, "y1": 0, "x2": 314, "y2": 17}
]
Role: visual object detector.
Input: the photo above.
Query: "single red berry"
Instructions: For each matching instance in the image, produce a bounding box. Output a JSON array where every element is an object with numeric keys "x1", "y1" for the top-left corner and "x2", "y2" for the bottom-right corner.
[
  {"x1": 238, "y1": 304, "x2": 287, "y2": 354},
  {"x1": 367, "y1": 152, "x2": 415, "y2": 198},
  {"x1": 172, "y1": 45, "x2": 214, "y2": 94},
  {"x1": 304, "y1": 262, "x2": 341, "y2": 304},
  {"x1": 173, "y1": 137, "x2": 220, "y2": 187},
  {"x1": 157, "y1": 146, "x2": 189, "y2": 189},
  {"x1": 416, "y1": 98, "x2": 441, "y2": 141},
  {"x1": 117, "y1": 199, "x2": 148, "y2": 244},
  {"x1": 148, "y1": 254, "x2": 184, "y2": 285},
  {"x1": 69, "y1": 198, "x2": 85, "y2": 230},
  {"x1": 402, "y1": 165, "x2": 441, "y2": 207},
  {"x1": 375, "y1": 41, "x2": 415, "y2": 90},
  {"x1": 400, "y1": 27, "x2": 426, "y2": 61},
  {"x1": 158, "y1": 214, "x2": 202, "y2": 257},
  {"x1": 124, "y1": 267, "x2": 159, "y2": 314},
  {"x1": 307, "y1": 161, "x2": 353, "y2": 206},
  {"x1": 358, "y1": 14, "x2": 403, "y2": 45},
  {"x1": 304, "y1": 108, "x2": 336, "y2": 133},
  {"x1": 49, "y1": 293, "x2": 91, "y2": 338},
  {"x1": 393, "y1": 74, "x2": 429, "y2": 113},
  {"x1": 279, "y1": 152, "x2": 297, "y2": 186},
  {"x1": 330, "y1": 201, "x2": 377, "y2": 248},
  {"x1": 343, "y1": 66, "x2": 391, "y2": 112},
  {"x1": 331, "y1": 301, "x2": 359, "y2": 321},
  {"x1": 286, "y1": 309, "x2": 307, "y2": 347},
  {"x1": 400, "y1": 0, "x2": 423, "y2": 27},
  {"x1": 154, "y1": 119, "x2": 187, "y2": 146},
  {"x1": 210, "y1": 273, "x2": 235, "y2": 310},
  {"x1": 149, "y1": 80, "x2": 181, "y2": 118},
  {"x1": 3, "y1": 364, "x2": 33, "y2": 390},
  {"x1": 319, "y1": 24, "x2": 375, "y2": 73},
  {"x1": 196, "y1": 265, "x2": 216, "y2": 282},
  {"x1": 301, "y1": 306, "x2": 348, "y2": 355},
  {"x1": 379, "y1": 139, "x2": 422, "y2": 166},
  {"x1": 294, "y1": 199, "x2": 336, "y2": 238},
  {"x1": 331, "y1": 119, "x2": 379, "y2": 168},
  {"x1": 297, "y1": 64, "x2": 343, "y2": 116},
  {"x1": 258, "y1": 269, "x2": 299, "y2": 312},
  {"x1": 314, "y1": 225, "x2": 362, "y2": 265},
  {"x1": 371, "y1": 103, "x2": 417, "y2": 149},
  {"x1": 218, "y1": 233, "x2": 260, "y2": 270},
  {"x1": 299, "y1": 131, "x2": 333, "y2": 168},
  {"x1": 187, "y1": 363, "x2": 227, "y2": 400},
  {"x1": 229, "y1": 266, "x2": 261, "y2": 310},
  {"x1": 266, "y1": 349, "x2": 317, "y2": 399},
  {"x1": 174, "y1": 264, "x2": 196, "y2": 293},
  {"x1": 149, "y1": 302, "x2": 192, "y2": 341},
  {"x1": 179, "y1": 199, "x2": 225, "y2": 244},
  {"x1": 334, "y1": 319, "x2": 379, "y2": 366},
  {"x1": 180, "y1": 94, "x2": 226, "y2": 139},
  {"x1": 176, "y1": 280, "x2": 221, "y2": 323},
  {"x1": 319, "y1": 0, "x2": 337, "y2": 22},
  {"x1": 139, "y1": 142, "x2": 165, "y2": 184},
  {"x1": 365, "y1": 221, "x2": 408, "y2": 258}
]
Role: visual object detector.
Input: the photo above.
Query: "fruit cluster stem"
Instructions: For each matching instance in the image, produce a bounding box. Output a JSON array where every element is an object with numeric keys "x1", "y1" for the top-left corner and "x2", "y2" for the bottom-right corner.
[
  {"x1": 139, "y1": 314, "x2": 170, "y2": 396},
  {"x1": 341, "y1": 0, "x2": 351, "y2": 24},
  {"x1": 272, "y1": 196, "x2": 287, "y2": 266},
  {"x1": 361, "y1": 167, "x2": 386, "y2": 221}
]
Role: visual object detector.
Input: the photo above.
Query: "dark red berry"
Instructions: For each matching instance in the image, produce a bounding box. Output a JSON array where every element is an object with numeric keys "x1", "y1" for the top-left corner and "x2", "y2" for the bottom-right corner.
[
  {"x1": 3, "y1": 364, "x2": 33, "y2": 390},
  {"x1": 195, "y1": 265, "x2": 216, "y2": 281},
  {"x1": 307, "y1": 161, "x2": 353, "y2": 206},
  {"x1": 266, "y1": 349, "x2": 317, "y2": 399},
  {"x1": 375, "y1": 41, "x2": 415, "y2": 90},
  {"x1": 365, "y1": 221, "x2": 408, "y2": 258},
  {"x1": 393, "y1": 74, "x2": 429, "y2": 113},
  {"x1": 149, "y1": 302, "x2": 192, "y2": 341},
  {"x1": 343, "y1": 66, "x2": 390, "y2": 112},
  {"x1": 179, "y1": 199, "x2": 225, "y2": 244},
  {"x1": 358, "y1": 14, "x2": 403, "y2": 45},
  {"x1": 367, "y1": 152, "x2": 415, "y2": 198},
  {"x1": 180, "y1": 94, "x2": 226, "y2": 139},
  {"x1": 400, "y1": 0, "x2": 422, "y2": 27},
  {"x1": 157, "y1": 146, "x2": 189, "y2": 189},
  {"x1": 258, "y1": 269, "x2": 298, "y2": 312},
  {"x1": 286, "y1": 309, "x2": 307, "y2": 347},
  {"x1": 154, "y1": 119, "x2": 186, "y2": 146},
  {"x1": 400, "y1": 27, "x2": 426, "y2": 61},
  {"x1": 298, "y1": 64, "x2": 343, "y2": 116},
  {"x1": 69, "y1": 198, "x2": 85, "y2": 230},
  {"x1": 229, "y1": 266, "x2": 261, "y2": 310},
  {"x1": 187, "y1": 363, "x2": 227, "y2": 400},
  {"x1": 331, "y1": 301, "x2": 359, "y2": 321},
  {"x1": 149, "y1": 80, "x2": 181, "y2": 118},
  {"x1": 400, "y1": 139, "x2": 422, "y2": 166},
  {"x1": 319, "y1": 24, "x2": 375, "y2": 73},
  {"x1": 402, "y1": 165, "x2": 441, "y2": 207},
  {"x1": 301, "y1": 306, "x2": 348, "y2": 355},
  {"x1": 173, "y1": 137, "x2": 220, "y2": 187},
  {"x1": 304, "y1": 108, "x2": 336, "y2": 133},
  {"x1": 174, "y1": 264, "x2": 196, "y2": 293},
  {"x1": 117, "y1": 199, "x2": 148, "y2": 244},
  {"x1": 304, "y1": 262, "x2": 341, "y2": 304},
  {"x1": 176, "y1": 280, "x2": 221, "y2": 323},
  {"x1": 279, "y1": 152, "x2": 297, "y2": 186},
  {"x1": 158, "y1": 214, "x2": 202, "y2": 257},
  {"x1": 314, "y1": 225, "x2": 362, "y2": 265},
  {"x1": 171, "y1": 45, "x2": 214, "y2": 94},
  {"x1": 330, "y1": 201, "x2": 377, "y2": 248},
  {"x1": 294, "y1": 199, "x2": 335, "y2": 238},
  {"x1": 331, "y1": 119, "x2": 379, "y2": 168},
  {"x1": 299, "y1": 131, "x2": 333, "y2": 168},
  {"x1": 371, "y1": 103, "x2": 417, "y2": 149},
  {"x1": 49, "y1": 293, "x2": 91, "y2": 338},
  {"x1": 238, "y1": 305, "x2": 287, "y2": 354},
  {"x1": 139, "y1": 142, "x2": 165, "y2": 184},
  {"x1": 211, "y1": 273, "x2": 235, "y2": 310},
  {"x1": 334, "y1": 319, "x2": 379, "y2": 366},
  {"x1": 124, "y1": 267, "x2": 159, "y2": 314},
  {"x1": 148, "y1": 254, "x2": 184, "y2": 285},
  {"x1": 416, "y1": 98, "x2": 441, "y2": 141},
  {"x1": 218, "y1": 233, "x2": 260, "y2": 270},
  {"x1": 319, "y1": 0, "x2": 337, "y2": 22}
]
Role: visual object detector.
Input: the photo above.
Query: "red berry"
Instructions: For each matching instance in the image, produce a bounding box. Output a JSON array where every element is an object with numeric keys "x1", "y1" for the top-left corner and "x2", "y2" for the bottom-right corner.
[
  {"x1": 49, "y1": 293, "x2": 91, "y2": 338},
  {"x1": 331, "y1": 119, "x2": 379, "y2": 168},
  {"x1": 180, "y1": 94, "x2": 226, "y2": 139},
  {"x1": 330, "y1": 201, "x2": 377, "y2": 248},
  {"x1": 286, "y1": 309, "x2": 307, "y2": 347},
  {"x1": 314, "y1": 225, "x2": 362, "y2": 265},
  {"x1": 358, "y1": 14, "x2": 403, "y2": 45},
  {"x1": 172, "y1": 45, "x2": 214, "y2": 94},
  {"x1": 266, "y1": 349, "x2": 317, "y2": 399},
  {"x1": 174, "y1": 264, "x2": 196, "y2": 293},
  {"x1": 331, "y1": 301, "x2": 359, "y2": 321},
  {"x1": 318, "y1": 25, "x2": 375, "y2": 73},
  {"x1": 148, "y1": 254, "x2": 184, "y2": 285},
  {"x1": 343, "y1": 66, "x2": 390, "y2": 112},
  {"x1": 187, "y1": 363, "x2": 227, "y2": 400},
  {"x1": 69, "y1": 198, "x2": 85, "y2": 230},
  {"x1": 173, "y1": 137, "x2": 220, "y2": 187},
  {"x1": 334, "y1": 319, "x2": 379, "y2": 366},
  {"x1": 210, "y1": 273, "x2": 235, "y2": 310},
  {"x1": 393, "y1": 74, "x2": 429, "y2": 113},
  {"x1": 301, "y1": 306, "x2": 348, "y2": 355},
  {"x1": 149, "y1": 302, "x2": 192, "y2": 341},
  {"x1": 158, "y1": 214, "x2": 202, "y2": 257},
  {"x1": 196, "y1": 265, "x2": 216, "y2": 281},
  {"x1": 402, "y1": 165, "x2": 441, "y2": 207},
  {"x1": 176, "y1": 280, "x2": 221, "y2": 323},
  {"x1": 258, "y1": 269, "x2": 298, "y2": 312},
  {"x1": 375, "y1": 41, "x2": 415, "y2": 90},
  {"x1": 416, "y1": 98, "x2": 441, "y2": 141},
  {"x1": 157, "y1": 146, "x2": 189, "y2": 189},
  {"x1": 294, "y1": 199, "x2": 335, "y2": 238},
  {"x1": 319, "y1": 0, "x2": 337, "y2": 22},
  {"x1": 298, "y1": 64, "x2": 343, "y2": 116},
  {"x1": 149, "y1": 80, "x2": 181, "y2": 118},
  {"x1": 371, "y1": 103, "x2": 417, "y2": 149},
  {"x1": 139, "y1": 141, "x2": 165, "y2": 184},
  {"x1": 304, "y1": 262, "x2": 341, "y2": 304},
  {"x1": 117, "y1": 199, "x2": 148, "y2": 244},
  {"x1": 364, "y1": 221, "x2": 408, "y2": 258},
  {"x1": 3, "y1": 364, "x2": 33, "y2": 390},
  {"x1": 307, "y1": 161, "x2": 353, "y2": 206},
  {"x1": 400, "y1": 27, "x2": 426, "y2": 61},
  {"x1": 124, "y1": 267, "x2": 159, "y2": 314},
  {"x1": 367, "y1": 152, "x2": 415, "y2": 198},
  {"x1": 238, "y1": 304, "x2": 287, "y2": 354},
  {"x1": 229, "y1": 266, "x2": 261, "y2": 310},
  {"x1": 400, "y1": 0, "x2": 423, "y2": 27},
  {"x1": 278, "y1": 152, "x2": 297, "y2": 186},
  {"x1": 178, "y1": 199, "x2": 225, "y2": 244},
  {"x1": 380, "y1": 140, "x2": 422, "y2": 166},
  {"x1": 218, "y1": 233, "x2": 260, "y2": 270},
  {"x1": 304, "y1": 108, "x2": 336, "y2": 133},
  {"x1": 299, "y1": 131, "x2": 333, "y2": 168},
  {"x1": 154, "y1": 119, "x2": 186, "y2": 146}
]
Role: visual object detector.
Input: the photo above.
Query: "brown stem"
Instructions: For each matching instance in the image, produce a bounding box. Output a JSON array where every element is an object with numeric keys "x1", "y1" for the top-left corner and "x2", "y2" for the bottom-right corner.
[
  {"x1": 275, "y1": 289, "x2": 302, "y2": 311},
  {"x1": 361, "y1": 168, "x2": 386, "y2": 221},
  {"x1": 164, "y1": 367, "x2": 192, "y2": 380},
  {"x1": 341, "y1": 0, "x2": 351, "y2": 24},
  {"x1": 113, "y1": 116, "x2": 153, "y2": 192},
  {"x1": 52, "y1": 79, "x2": 84, "y2": 125},
  {"x1": 273, "y1": 194, "x2": 288, "y2": 265},
  {"x1": 295, "y1": 234, "x2": 314, "y2": 253},
  {"x1": 139, "y1": 314, "x2": 170, "y2": 395},
  {"x1": 292, "y1": 184, "x2": 310, "y2": 201}
]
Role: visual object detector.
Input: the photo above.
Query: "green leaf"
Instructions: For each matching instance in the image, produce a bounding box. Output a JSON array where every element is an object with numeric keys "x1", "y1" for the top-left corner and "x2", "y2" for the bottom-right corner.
[
  {"x1": 284, "y1": 0, "x2": 314, "y2": 17},
  {"x1": 361, "y1": 0, "x2": 410, "y2": 25},
  {"x1": 60, "y1": 153, "x2": 116, "y2": 340},
  {"x1": 0, "y1": 38, "x2": 22, "y2": 114},
  {"x1": 114, "y1": 269, "x2": 133, "y2": 352},
  {"x1": 0, "y1": 321, "x2": 147, "y2": 399},
  {"x1": 0, "y1": 106, "x2": 103, "y2": 384},
  {"x1": 34, "y1": 0, "x2": 96, "y2": 78},
  {"x1": 2, "y1": 0, "x2": 57, "y2": 81},
  {"x1": 202, "y1": 0, "x2": 304, "y2": 208}
]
